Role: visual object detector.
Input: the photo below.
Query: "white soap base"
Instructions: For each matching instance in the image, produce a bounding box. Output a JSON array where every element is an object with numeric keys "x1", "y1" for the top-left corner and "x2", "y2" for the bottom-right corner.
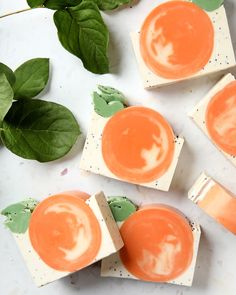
[
  {"x1": 188, "y1": 173, "x2": 236, "y2": 236},
  {"x1": 13, "y1": 192, "x2": 124, "y2": 287},
  {"x1": 101, "y1": 220, "x2": 201, "y2": 287},
  {"x1": 80, "y1": 112, "x2": 184, "y2": 192},
  {"x1": 131, "y1": 5, "x2": 236, "y2": 89},
  {"x1": 188, "y1": 172, "x2": 215, "y2": 204},
  {"x1": 189, "y1": 73, "x2": 236, "y2": 167}
]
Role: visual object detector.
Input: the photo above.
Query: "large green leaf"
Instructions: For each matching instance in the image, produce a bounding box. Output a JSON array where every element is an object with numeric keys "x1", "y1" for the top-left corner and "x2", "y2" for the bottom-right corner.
[
  {"x1": 0, "y1": 62, "x2": 16, "y2": 86},
  {"x1": 95, "y1": 0, "x2": 132, "y2": 11},
  {"x1": 54, "y1": 10, "x2": 81, "y2": 57},
  {"x1": 0, "y1": 74, "x2": 14, "y2": 122},
  {"x1": 1, "y1": 199, "x2": 38, "y2": 234},
  {"x1": 27, "y1": 0, "x2": 45, "y2": 8},
  {"x1": 44, "y1": 0, "x2": 82, "y2": 10},
  {"x1": 13, "y1": 58, "x2": 49, "y2": 99},
  {"x1": 0, "y1": 99, "x2": 81, "y2": 162},
  {"x1": 28, "y1": 0, "x2": 132, "y2": 10},
  {"x1": 54, "y1": 1, "x2": 109, "y2": 74}
]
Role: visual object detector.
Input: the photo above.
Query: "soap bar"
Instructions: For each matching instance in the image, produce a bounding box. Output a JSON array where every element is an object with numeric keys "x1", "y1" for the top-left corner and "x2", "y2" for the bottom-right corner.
[
  {"x1": 80, "y1": 106, "x2": 184, "y2": 192},
  {"x1": 189, "y1": 73, "x2": 236, "y2": 167},
  {"x1": 1, "y1": 191, "x2": 123, "y2": 287},
  {"x1": 131, "y1": 1, "x2": 235, "y2": 89},
  {"x1": 101, "y1": 203, "x2": 201, "y2": 287},
  {"x1": 188, "y1": 173, "x2": 236, "y2": 235}
]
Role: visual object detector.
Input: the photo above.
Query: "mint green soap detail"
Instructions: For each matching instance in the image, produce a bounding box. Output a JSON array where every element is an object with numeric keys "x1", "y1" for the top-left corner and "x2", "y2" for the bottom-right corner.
[
  {"x1": 108, "y1": 197, "x2": 137, "y2": 222},
  {"x1": 97, "y1": 85, "x2": 127, "y2": 104},
  {"x1": 192, "y1": 0, "x2": 224, "y2": 11},
  {"x1": 1, "y1": 198, "x2": 38, "y2": 234},
  {"x1": 93, "y1": 85, "x2": 127, "y2": 118}
]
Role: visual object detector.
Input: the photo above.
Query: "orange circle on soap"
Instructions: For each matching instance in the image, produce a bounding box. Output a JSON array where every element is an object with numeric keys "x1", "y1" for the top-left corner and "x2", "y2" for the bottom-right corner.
[
  {"x1": 29, "y1": 192, "x2": 101, "y2": 272},
  {"x1": 119, "y1": 206, "x2": 194, "y2": 282},
  {"x1": 206, "y1": 81, "x2": 236, "y2": 156},
  {"x1": 140, "y1": 1, "x2": 214, "y2": 79},
  {"x1": 102, "y1": 106, "x2": 175, "y2": 183}
]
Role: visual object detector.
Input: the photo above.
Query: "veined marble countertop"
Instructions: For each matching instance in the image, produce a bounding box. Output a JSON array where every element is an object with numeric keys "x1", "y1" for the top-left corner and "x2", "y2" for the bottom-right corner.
[{"x1": 0, "y1": 1, "x2": 236, "y2": 294}]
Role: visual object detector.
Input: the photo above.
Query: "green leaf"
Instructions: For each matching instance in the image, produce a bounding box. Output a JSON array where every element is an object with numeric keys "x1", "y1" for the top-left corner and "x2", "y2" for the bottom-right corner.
[
  {"x1": 44, "y1": 0, "x2": 82, "y2": 10},
  {"x1": 0, "y1": 62, "x2": 16, "y2": 86},
  {"x1": 108, "y1": 197, "x2": 137, "y2": 222},
  {"x1": 13, "y1": 58, "x2": 49, "y2": 99},
  {"x1": 95, "y1": 0, "x2": 132, "y2": 11},
  {"x1": 0, "y1": 74, "x2": 14, "y2": 122},
  {"x1": 93, "y1": 92, "x2": 124, "y2": 117},
  {"x1": 54, "y1": 10, "x2": 81, "y2": 57},
  {"x1": 54, "y1": 1, "x2": 109, "y2": 74},
  {"x1": 192, "y1": 0, "x2": 224, "y2": 11},
  {"x1": 0, "y1": 99, "x2": 81, "y2": 162},
  {"x1": 1, "y1": 199, "x2": 38, "y2": 234},
  {"x1": 27, "y1": 0, "x2": 45, "y2": 8}
]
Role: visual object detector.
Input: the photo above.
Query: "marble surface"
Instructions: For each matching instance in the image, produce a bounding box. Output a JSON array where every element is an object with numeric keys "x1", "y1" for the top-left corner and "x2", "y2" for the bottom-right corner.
[{"x1": 0, "y1": 1, "x2": 236, "y2": 294}]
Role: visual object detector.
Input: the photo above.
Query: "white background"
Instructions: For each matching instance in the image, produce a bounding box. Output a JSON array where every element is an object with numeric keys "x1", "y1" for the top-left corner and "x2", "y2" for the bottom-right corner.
[{"x1": 0, "y1": 1, "x2": 236, "y2": 294}]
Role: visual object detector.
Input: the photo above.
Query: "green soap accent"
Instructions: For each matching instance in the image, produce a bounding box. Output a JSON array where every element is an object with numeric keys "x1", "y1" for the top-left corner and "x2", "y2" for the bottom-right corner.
[
  {"x1": 1, "y1": 199, "x2": 38, "y2": 234},
  {"x1": 93, "y1": 85, "x2": 127, "y2": 118},
  {"x1": 108, "y1": 196, "x2": 137, "y2": 222},
  {"x1": 192, "y1": 0, "x2": 224, "y2": 11},
  {"x1": 93, "y1": 92, "x2": 125, "y2": 118},
  {"x1": 97, "y1": 85, "x2": 127, "y2": 104},
  {"x1": 5, "y1": 211, "x2": 31, "y2": 234},
  {"x1": 21, "y1": 198, "x2": 39, "y2": 211}
]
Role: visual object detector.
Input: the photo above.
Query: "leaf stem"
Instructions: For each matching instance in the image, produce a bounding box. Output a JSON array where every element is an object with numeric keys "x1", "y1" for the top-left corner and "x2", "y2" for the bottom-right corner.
[{"x1": 0, "y1": 8, "x2": 35, "y2": 19}]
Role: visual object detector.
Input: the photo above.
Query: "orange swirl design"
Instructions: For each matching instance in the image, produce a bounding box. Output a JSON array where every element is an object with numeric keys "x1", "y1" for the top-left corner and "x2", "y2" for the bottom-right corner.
[
  {"x1": 29, "y1": 192, "x2": 101, "y2": 272},
  {"x1": 140, "y1": 1, "x2": 214, "y2": 79},
  {"x1": 102, "y1": 106, "x2": 175, "y2": 183}
]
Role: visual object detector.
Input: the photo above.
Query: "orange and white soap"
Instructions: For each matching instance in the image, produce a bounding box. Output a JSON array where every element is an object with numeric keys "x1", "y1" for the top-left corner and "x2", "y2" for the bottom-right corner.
[
  {"x1": 189, "y1": 73, "x2": 236, "y2": 166},
  {"x1": 12, "y1": 191, "x2": 123, "y2": 287},
  {"x1": 101, "y1": 204, "x2": 201, "y2": 287},
  {"x1": 131, "y1": 0, "x2": 235, "y2": 89},
  {"x1": 80, "y1": 106, "x2": 184, "y2": 191},
  {"x1": 189, "y1": 173, "x2": 236, "y2": 235}
]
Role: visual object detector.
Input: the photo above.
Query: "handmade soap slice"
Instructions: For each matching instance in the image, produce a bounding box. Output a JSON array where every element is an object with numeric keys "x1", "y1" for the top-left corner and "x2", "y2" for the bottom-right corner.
[
  {"x1": 131, "y1": 0, "x2": 235, "y2": 89},
  {"x1": 1, "y1": 191, "x2": 123, "y2": 287},
  {"x1": 189, "y1": 173, "x2": 236, "y2": 235},
  {"x1": 101, "y1": 201, "x2": 201, "y2": 287},
  {"x1": 189, "y1": 73, "x2": 236, "y2": 167},
  {"x1": 80, "y1": 88, "x2": 184, "y2": 191}
]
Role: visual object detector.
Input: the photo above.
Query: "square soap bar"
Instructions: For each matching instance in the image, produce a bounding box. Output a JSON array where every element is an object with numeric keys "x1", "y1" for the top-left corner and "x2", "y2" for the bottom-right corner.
[
  {"x1": 188, "y1": 173, "x2": 236, "y2": 235},
  {"x1": 189, "y1": 73, "x2": 236, "y2": 166},
  {"x1": 131, "y1": 4, "x2": 235, "y2": 89},
  {"x1": 80, "y1": 111, "x2": 184, "y2": 192},
  {"x1": 101, "y1": 204, "x2": 201, "y2": 287},
  {"x1": 11, "y1": 192, "x2": 123, "y2": 287}
]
